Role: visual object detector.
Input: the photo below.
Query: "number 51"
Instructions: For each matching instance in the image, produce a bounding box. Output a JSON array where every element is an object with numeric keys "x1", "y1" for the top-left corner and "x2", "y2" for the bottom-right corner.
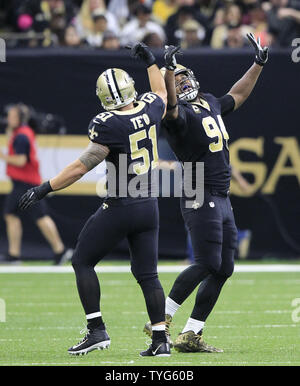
[{"x1": 129, "y1": 125, "x2": 158, "y2": 175}]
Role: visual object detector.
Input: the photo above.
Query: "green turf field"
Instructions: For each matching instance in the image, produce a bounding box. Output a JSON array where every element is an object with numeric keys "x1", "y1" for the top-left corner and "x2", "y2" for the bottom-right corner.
[{"x1": 0, "y1": 268, "x2": 300, "y2": 366}]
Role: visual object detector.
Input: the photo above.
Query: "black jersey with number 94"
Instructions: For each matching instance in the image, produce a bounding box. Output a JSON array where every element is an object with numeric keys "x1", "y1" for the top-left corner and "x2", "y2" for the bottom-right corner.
[{"x1": 162, "y1": 93, "x2": 235, "y2": 194}]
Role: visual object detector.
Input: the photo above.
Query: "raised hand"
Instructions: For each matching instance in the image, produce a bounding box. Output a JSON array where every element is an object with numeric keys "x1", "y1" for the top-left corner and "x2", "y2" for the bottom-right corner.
[
  {"x1": 164, "y1": 45, "x2": 182, "y2": 71},
  {"x1": 128, "y1": 42, "x2": 156, "y2": 67},
  {"x1": 247, "y1": 33, "x2": 269, "y2": 66}
]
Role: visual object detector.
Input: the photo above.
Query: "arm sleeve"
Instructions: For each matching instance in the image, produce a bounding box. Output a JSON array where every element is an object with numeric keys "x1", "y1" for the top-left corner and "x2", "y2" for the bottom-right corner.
[
  {"x1": 217, "y1": 94, "x2": 235, "y2": 116},
  {"x1": 13, "y1": 134, "x2": 30, "y2": 157}
]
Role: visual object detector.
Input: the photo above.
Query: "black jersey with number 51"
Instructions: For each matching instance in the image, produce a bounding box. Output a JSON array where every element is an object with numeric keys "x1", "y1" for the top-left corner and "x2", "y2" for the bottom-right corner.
[{"x1": 87, "y1": 92, "x2": 165, "y2": 198}]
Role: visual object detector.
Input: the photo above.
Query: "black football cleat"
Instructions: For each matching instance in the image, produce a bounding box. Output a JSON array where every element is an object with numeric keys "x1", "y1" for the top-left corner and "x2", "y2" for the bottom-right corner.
[
  {"x1": 68, "y1": 327, "x2": 110, "y2": 356},
  {"x1": 140, "y1": 341, "x2": 171, "y2": 357}
]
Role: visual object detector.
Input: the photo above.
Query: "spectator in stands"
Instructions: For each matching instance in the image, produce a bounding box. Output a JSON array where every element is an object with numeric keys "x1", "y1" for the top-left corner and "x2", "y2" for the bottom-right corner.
[
  {"x1": 142, "y1": 31, "x2": 165, "y2": 48},
  {"x1": 48, "y1": 3, "x2": 69, "y2": 43},
  {"x1": 225, "y1": 25, "x2": 248, "y2": 47},
  {"x1": 0, "y1": 104, "x2": 72, "y2": 265},
  {"x1": 152, "y1": 0, "x2": 179, "y2": 26},
  {"x1": 7, "y1": 0, "x2": 77, "y2": 47},
  {"x1": 74, "y1": 0, "x2": 119, "y2": 40},
  {"x1": 101, "y1": 30, "x2": 121, "y2": 50},
  {"x1": 164, "y1": 4, "x2": 210, "y2": 46},
  {"x1": 212, "y1": 6, "x2": 226, "y2": 28},
  {"x1": 85, "y1": 9, "x2": 109, "y2": 47},
  {"x1": 107, "y1": 0, "x2": 141, "y2": 28},
  {"x1": 266, "y1": 0, "x2": 300, "y2": 46},
  {"x1": 120, "y1": 3, "x2": 166, "y2": 47},
  {"x1": 180, "y1": 18, "x2": 206, "y2": 48},
  {"x1": 196, "y1": 0, "x2": 225, "y2": 25},
  {"x1": 248, "y1": 2, "x2": 272, "y2": 47},
  {"x1": 59, "y1": 24, "x2": 82, "y2": 47},
  {"x1": 211, "y1": 3, "x2": 253, "y2": 48},
  {"x1": 16, "y1": 0, "x2": 76, "y2": 35}
]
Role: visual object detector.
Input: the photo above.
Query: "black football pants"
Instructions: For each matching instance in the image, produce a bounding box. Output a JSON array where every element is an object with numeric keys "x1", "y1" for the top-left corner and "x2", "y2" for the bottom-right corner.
[
  {"x1": 71, "y1": 198, "x2": 165, "y2": 325},
  {"x1": 169, "y1": 188, "x2": 238, "y2": 321}
]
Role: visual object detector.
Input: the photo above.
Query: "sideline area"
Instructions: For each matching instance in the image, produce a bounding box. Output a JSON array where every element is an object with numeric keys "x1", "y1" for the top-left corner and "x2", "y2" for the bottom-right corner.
[{"x1": 1, "y1": 264, "x2": 300, "y2": 273}]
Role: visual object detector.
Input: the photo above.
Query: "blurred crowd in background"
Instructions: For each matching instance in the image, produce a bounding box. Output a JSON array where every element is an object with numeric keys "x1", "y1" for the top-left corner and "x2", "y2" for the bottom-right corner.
[{"x1": 0, "y1": 0, "x2": 299, "y2": 50}]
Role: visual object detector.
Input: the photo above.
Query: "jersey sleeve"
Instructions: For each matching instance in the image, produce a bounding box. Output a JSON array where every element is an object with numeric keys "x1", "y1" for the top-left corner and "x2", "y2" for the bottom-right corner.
[
  {"x1": 87, "y1": 116, "x2": 122, "y2": 149},
  {"x1": 13, "y1": 134, "x2": 30, "y2": 156},
  {"x1": 217, "y1": 94, "x2": 235, "y2": 116},
  {"x1": 139, "y1": 92, "x2": 165, "y2": 120}
]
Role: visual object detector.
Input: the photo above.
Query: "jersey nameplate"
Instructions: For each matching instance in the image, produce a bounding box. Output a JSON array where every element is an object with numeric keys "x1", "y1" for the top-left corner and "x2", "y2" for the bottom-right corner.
[{"x1": 130, "y1": 114, "x2": 150, "y2": 130}]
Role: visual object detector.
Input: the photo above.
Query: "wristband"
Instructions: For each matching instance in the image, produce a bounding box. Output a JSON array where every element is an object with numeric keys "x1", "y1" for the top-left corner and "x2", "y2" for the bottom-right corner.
[
  {"x1": 254, "y1": 58, "x2": 264, "y2": 67},
  {"x1": 167, "y1": 103, "x2": 178, "y2": 111},
  {"x1": 37, "y1": 181, "x2": 53, "y2": 199}
]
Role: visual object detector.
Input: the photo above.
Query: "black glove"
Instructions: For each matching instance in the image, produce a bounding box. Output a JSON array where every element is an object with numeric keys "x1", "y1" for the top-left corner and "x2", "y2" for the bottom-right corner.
[
  {"x1": 164, "y1": 45, "x2": 182, "y2": 71},
  {"x1": 19, "y1": 181, "x2": 52, "y2": 210},
  {"x1": 129, "y1": 42, "x2": 156, "y2": 67},
  {"x1": 247, "y1": 33, "x2": 269, "y2": 66}
]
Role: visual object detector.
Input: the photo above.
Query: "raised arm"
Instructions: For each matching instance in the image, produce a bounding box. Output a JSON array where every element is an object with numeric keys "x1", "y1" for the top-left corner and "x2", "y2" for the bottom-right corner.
[
  {"x1": 163, "y1": 45, "x2": 182, "y2": 120},
  {"x1": 147, "y1": 64, "x2": 167, "y2": 113},
  {"x1": 19, "y1": 141, "x2": 109, "y2": 210},
  {"x1": 129, "y1": 42, "x2": 167, "y2": 117},
  {"x1": 228, "y1": 33, "x2": 268, "y2": 110}
]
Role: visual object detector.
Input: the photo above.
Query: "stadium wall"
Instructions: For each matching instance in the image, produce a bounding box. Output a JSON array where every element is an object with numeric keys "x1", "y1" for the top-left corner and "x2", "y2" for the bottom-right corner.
[{"x1": 0, "y1": 47, "x2": 299, "y2": 260}]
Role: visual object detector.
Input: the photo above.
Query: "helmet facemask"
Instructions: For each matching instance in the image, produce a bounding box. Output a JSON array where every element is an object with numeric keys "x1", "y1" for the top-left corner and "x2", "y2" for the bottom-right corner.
[{"x1": 175, "y1": 67, "x2": 200, "y2": 102}]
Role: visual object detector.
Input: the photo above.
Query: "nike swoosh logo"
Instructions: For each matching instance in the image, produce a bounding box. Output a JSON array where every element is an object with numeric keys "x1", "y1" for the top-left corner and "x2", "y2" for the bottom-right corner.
[
  {"x1": 152, "y1": 343, "x2": 163, "y2": 355},
  {"x1": 152, "y1": 343, "x2": 169, "y2": 356},
  {"x1": 72, "y1": 339, "x2": 87, "y2": 349}
]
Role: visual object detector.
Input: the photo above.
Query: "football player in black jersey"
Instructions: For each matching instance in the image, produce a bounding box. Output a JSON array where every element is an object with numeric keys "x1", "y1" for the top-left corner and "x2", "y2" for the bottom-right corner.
[
  {"x1": 144, "y1": 34, "x2": 269, "y2": 353},
  {"x1": 18, "y1": 43, "x2": 171, "y2": 357}
]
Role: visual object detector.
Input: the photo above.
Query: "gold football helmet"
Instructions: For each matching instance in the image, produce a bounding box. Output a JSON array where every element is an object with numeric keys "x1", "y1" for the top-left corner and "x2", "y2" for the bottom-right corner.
[
  {"x1": 96, "y1": 68, "x2": 137, "y2": 111},
  {"x1": 160, "y1": 64, "x2": 200, "y2": 101}
]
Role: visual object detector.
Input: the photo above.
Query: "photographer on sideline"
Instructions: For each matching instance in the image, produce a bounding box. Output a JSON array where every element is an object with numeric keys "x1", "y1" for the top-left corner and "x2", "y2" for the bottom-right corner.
[{"x1": 0, "y1": 103, "x2": 72, "y2": 265}]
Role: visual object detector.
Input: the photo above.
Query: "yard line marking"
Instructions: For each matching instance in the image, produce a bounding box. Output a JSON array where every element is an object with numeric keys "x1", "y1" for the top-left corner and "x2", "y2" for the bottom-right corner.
[
  {"x1": 0, "y1": 264, "x2": 300, "y2": 273},
  {"x1": 0, "y1": 361, "x2": 299, "y2": 366},
  {"x1": 2, "y1": 324, "x2": 298, "y2": 331},
  {"x1": 214, "y1": 310, "x2": 291, "y2": 314},
  {"x1": 209, "y1": 324, "x2": 298, "y2": 328}
]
